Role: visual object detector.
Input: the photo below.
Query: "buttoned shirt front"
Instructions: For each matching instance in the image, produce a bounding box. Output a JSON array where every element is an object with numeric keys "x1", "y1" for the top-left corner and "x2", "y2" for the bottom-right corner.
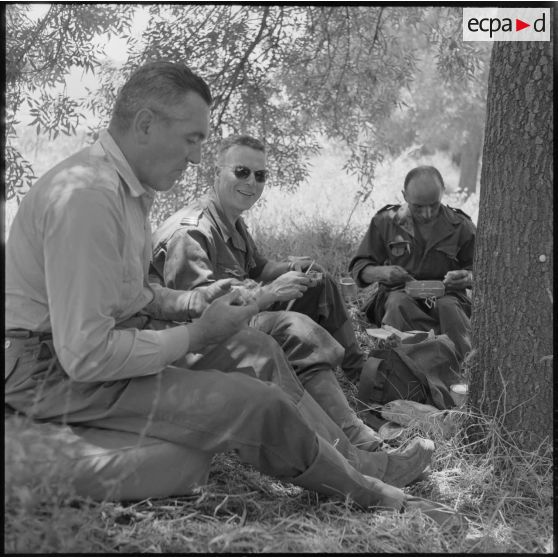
[
  {"x1": 151, "y1": 196, "x2": 268, "y2": 290},
  {"x1": 6, "y1": 130, "x2": 190, "y2": 381}
]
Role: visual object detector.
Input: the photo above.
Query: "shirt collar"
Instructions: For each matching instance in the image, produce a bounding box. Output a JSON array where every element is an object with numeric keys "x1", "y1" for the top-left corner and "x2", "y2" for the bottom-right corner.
[
  {"x1": 394, "y1": 202, "x2": 459, "y2": 237},
  {"x1": 394, "y1": 203, "x2": 415, "y2": 237},
  {"x1": 98, "y1": 130, "x2": 155, "y2": 199}
]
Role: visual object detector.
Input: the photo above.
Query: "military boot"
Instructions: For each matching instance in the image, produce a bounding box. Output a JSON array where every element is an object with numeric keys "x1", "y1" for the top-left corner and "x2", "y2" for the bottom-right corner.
[
  {"x1": 294, "y1": 390, "x2": 433, "y2": 486},
  {"x1": 292, "y1": 435, "x2": 405, "y2": 509},
  {"x1": 303, "y1": 369, "x2": 382, "y2": 451}
]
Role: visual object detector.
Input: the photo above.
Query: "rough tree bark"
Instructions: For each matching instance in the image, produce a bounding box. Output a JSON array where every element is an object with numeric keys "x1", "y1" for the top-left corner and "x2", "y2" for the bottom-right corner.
[
  {"x1": 457, "y1": 120, "x2": 483, "y2": 195},
  {"x1": 469, "y1": 40, "x2": 552, "y2": 451}
]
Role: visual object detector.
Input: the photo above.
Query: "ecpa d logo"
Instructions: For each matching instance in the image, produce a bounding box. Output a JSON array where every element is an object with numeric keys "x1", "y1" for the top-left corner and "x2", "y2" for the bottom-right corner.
[{"x1": 463, "y1": 7, "x2": 550, "y2": 42}]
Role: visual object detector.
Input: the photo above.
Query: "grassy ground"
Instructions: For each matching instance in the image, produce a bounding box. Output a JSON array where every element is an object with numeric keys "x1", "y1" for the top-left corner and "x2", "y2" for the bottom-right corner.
[
  {"x1": 4, "y1": 288, "x2": 553, "y2": 554},
  {"x1": 5, "y1": 372, "x2": 553, "y2": 554},
  {"x1": 4, "y1": 153, "x2": 552, "y2": 554}
]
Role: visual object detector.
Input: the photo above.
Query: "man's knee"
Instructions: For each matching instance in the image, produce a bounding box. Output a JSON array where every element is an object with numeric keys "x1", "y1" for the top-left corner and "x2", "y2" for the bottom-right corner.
[
  {"x1": 230, "y1": 327, "x2": 284, "y2": 357},
  {"x1": 384, "y1": 290, "x2": 416, "y2": 313},
  {"x1": 436, "y1": 295, "x2": 464, "y2": 314},
  {"x1": 279, "y1": 310, "x2": 338, "y2": 345},
  {"x1": 256, "y1": 310, "x2": 344, "y2": 368}
]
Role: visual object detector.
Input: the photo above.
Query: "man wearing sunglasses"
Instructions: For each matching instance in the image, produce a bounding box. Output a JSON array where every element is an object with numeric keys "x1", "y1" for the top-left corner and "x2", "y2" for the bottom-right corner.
[{"x1": 152, "y1": 135, "x2": 377, "y2": 452}]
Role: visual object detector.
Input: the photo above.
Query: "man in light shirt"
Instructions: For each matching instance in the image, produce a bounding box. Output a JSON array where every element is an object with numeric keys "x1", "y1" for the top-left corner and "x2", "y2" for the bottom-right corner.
[{"x1": 5, "y1": 61, "x2": 446, "y2": 518}]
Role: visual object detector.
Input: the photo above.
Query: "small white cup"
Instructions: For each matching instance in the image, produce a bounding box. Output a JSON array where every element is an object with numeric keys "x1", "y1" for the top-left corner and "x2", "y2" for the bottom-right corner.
[{"x1": 450, "y1": 383, "x2": 469, "y2": 407}]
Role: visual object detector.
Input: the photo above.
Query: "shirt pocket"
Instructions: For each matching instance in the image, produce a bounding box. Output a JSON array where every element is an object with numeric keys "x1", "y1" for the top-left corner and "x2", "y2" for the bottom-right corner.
[
  {"x1": 434, "y1": 243, "x2": 460, "y2": 267},
  {"x1": 215, "y1": 257, "x2": 246, "y2": 280},
  {"x1": 387, "y1": 240, "x2": 412, "y2": 264}
]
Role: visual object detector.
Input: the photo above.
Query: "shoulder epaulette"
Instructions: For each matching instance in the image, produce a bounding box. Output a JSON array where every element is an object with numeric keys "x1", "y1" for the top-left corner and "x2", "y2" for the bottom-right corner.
[
  {"x1": 447, "y1": 206, "x2": 472, "y2": 220},
  {"x1": 179, "y1": 206, "x2": 205, "y2": 227},
  {"x1": 377, "y1": 204, "x2": 401, "y2": 213}
]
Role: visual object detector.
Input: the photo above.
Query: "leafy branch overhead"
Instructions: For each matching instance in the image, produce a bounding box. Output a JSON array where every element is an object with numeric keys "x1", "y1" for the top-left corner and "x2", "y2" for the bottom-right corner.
[
  {"x1": 6, "y1": 4, "x2": 135, "y2": 199},
  {"x1": 6, "y1": 4, "x2": 488, "y2": 211}
]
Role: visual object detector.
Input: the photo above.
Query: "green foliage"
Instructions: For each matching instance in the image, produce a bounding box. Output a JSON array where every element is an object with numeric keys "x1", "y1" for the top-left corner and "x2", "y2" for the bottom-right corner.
[
  {"x1": 367, "y1": 6, "x2": 491, "y2": 171},
  {"x1": 6, "y1": 5, "x2": 487, "y2": 218},
  {"x1": 5, "y1": 4, "x2": 134, "y2": 199},
  {"x1": 376, "y1": 47, "x2": 491, "y2": 161}
]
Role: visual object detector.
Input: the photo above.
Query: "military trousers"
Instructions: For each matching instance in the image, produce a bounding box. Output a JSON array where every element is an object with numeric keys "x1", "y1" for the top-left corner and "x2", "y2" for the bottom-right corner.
[
  {"x1": 5, "y1": 325, "x2": 389, "y2": 502},
  {"x1": 249, "y1": 311, "x2": 380, "y2": 449},
  {"x1": 382, "y1": 290, "x2": 472, "y2": 361},
  {"x1": 274, "y1": 272, "x2": 364, "y2": 381}
]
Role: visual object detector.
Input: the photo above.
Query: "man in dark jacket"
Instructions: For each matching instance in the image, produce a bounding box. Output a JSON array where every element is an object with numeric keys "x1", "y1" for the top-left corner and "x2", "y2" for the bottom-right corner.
[{"x1": 349, "y1": 166, "x2": 476, "y2": 361}]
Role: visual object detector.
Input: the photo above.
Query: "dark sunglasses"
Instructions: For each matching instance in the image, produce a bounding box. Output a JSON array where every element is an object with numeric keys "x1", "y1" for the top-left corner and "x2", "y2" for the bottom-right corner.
[{"x1": 224, "y1": 165, "x2": 269, "y2": 184}]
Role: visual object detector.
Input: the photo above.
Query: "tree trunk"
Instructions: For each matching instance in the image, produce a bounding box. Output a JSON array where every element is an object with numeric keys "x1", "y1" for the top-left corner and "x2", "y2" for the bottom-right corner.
[
  {"x1": 457, "y1": 121, "x2": 483, "y2": 195},
  {"x1": 469, "y1": 40, "x2": 552, "y2": 452}
]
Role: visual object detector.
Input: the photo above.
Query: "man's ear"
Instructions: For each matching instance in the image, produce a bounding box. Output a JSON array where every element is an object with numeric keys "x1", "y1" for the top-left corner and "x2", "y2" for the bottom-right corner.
[
  {"x1": 133, "y1": 108, "x2": 155, "y2": 145},
  {"x1": 402, "y1": 189, "x2": 408, "y2": 203}
]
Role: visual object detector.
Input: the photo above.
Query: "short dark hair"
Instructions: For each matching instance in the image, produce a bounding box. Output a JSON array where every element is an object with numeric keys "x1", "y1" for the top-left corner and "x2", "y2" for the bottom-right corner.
[
  {"x1": 217, "y1": 135, "x2": 265, "y2": 164},
  {"x1": 110, "y1": 60, "x2": 212, "y2": 131},
  {"x1": 403, "y1": 166, "x2": 445, "y2": 191}
]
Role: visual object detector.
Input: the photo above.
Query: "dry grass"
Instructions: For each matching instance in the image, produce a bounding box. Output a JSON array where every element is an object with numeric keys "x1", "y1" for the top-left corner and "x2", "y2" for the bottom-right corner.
[
  {"x1": 5, "y1": 295, "x2": 553, "y2": 554},
  {"x1": 5, "y1": 397, "x2": 553, "y2": 553}
]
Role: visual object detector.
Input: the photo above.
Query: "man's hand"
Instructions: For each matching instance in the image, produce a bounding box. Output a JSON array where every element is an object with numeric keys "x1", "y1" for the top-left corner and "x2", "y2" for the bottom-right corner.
[
  {"x1": 186, "y1": 290, "x2": 258, "y2": 353},
  {"x1": 382, "y1": 266, "x2": 414, "y2": 285},
  {"x1": 182, "y1": 278, "x2": 240, "y2": 319},
  {"x1": 443, "y1": 270, "x2": 472, "y2": 291},
  {"x1": 361, "y1": 265, "x2": 413, "y2": 286},
  {"x1": 264, "y1": 271, "x2": 311, "y2": 303},
  {"x1": 197, "y1": 278, "x2": 239, "y2": 304}
]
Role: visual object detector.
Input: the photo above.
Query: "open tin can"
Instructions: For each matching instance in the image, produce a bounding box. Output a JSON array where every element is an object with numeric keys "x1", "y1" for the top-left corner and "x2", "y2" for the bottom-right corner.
[{"x1": 339, "y1": 277, "x2": 358, "y2": 302}]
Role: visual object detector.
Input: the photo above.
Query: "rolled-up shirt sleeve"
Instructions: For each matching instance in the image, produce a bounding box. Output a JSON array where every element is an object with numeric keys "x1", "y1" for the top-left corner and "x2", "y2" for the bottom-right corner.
[{"x1": 44, "y1": 187, "x2": 190, "y2": 382}]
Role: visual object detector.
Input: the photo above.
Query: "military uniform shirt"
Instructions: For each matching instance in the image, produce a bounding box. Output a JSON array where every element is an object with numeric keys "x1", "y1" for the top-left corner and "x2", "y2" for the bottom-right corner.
[{"x1": 152, "y1": 197, "x2": 269, "y2": 290}]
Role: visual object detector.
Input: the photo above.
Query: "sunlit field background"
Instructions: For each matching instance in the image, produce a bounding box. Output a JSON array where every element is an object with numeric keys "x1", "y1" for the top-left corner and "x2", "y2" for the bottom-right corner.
[
  {"x1": 247, "y1": 140, "x2": 479, "y2": 277},
  {"x1": 4, "y1": 130, "x2": 480, "y2": 277}
]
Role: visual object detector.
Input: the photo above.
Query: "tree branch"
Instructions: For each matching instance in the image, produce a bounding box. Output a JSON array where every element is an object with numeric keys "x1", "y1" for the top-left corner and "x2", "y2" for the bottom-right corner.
[
  {"x1": 9, "y1": 5, "x2": 54, "y2": 80},
  {"x1": 371, "y1": 6, "x2": 384, "y2": 53},
  {"x1": 215, "y1": 6, "x2": 270, "y2": 129}
]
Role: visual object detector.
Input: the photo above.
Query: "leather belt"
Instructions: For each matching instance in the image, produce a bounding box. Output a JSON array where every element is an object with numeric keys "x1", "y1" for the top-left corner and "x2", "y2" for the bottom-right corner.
[{"x1": 5, "y1": 329, "x2": 52, "y2": 340}]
